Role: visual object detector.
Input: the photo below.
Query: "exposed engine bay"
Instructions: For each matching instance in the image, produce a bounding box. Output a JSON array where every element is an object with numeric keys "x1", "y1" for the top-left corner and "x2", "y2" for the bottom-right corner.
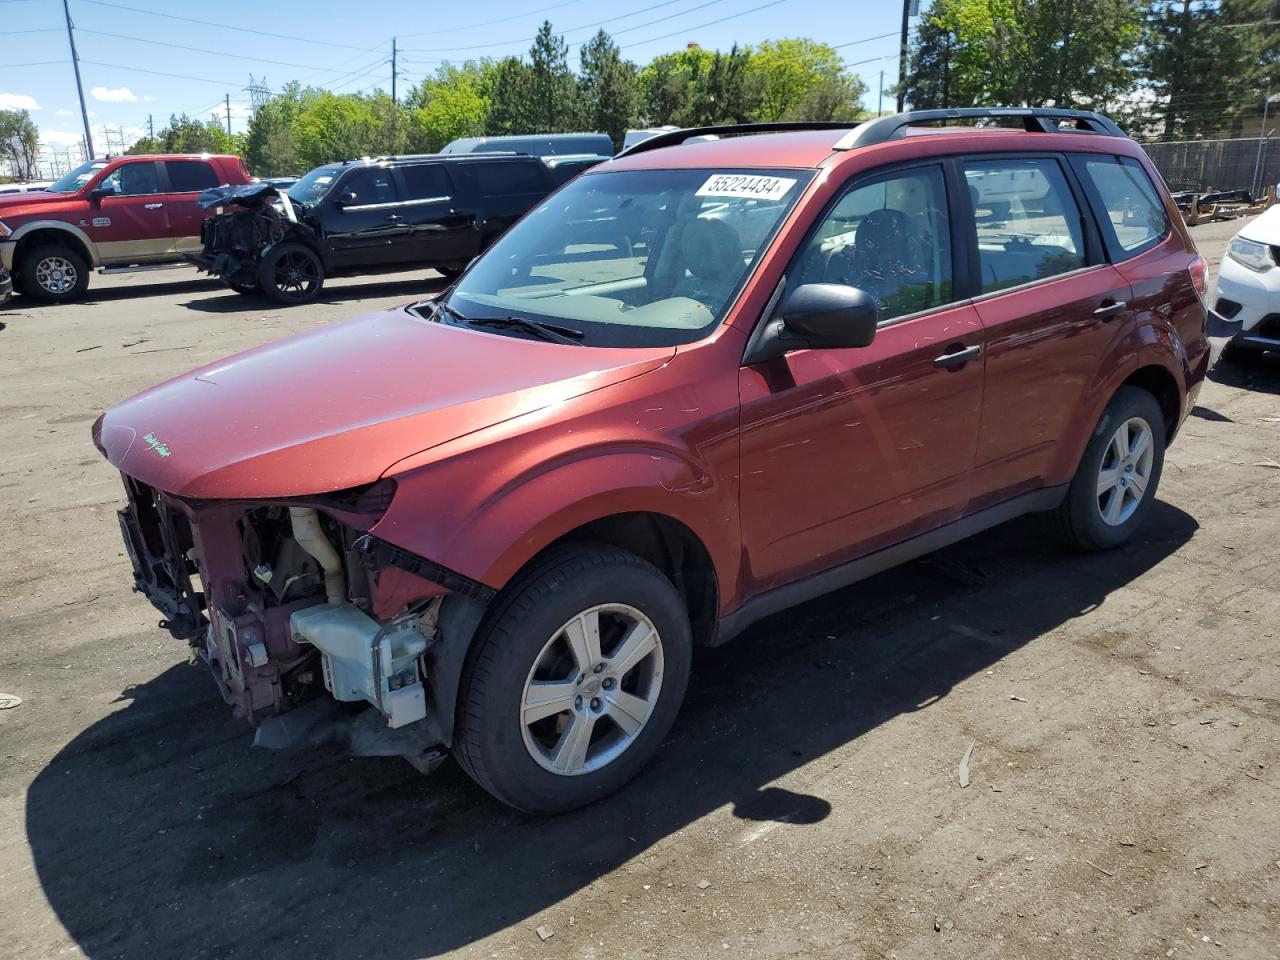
[
  {"x1": 115, "y1": 475, "x2": 489, "y2": 772},
  {"x1": 186, "y1": 183, "x2": 320, "y2": 291}
]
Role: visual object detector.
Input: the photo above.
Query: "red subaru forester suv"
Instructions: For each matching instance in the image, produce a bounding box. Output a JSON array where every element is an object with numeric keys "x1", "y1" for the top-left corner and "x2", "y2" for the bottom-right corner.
[{"x1": 95, "y1": 109, "x2": 1209, "y2": 813}]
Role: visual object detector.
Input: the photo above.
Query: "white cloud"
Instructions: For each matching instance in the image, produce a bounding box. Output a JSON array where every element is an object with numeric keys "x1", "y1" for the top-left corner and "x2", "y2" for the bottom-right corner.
[
  {"x1": 90, "y1": 86, "x2": 138, "y2": 103},
  {"x1": 0, "y1": 93, "x2": 41, "y2": 111},
  {"x1": 55, "y1": 108, "x2": 73, "y2": 117},
  {"x1": 143, "y1": 95, "x2": 157, "y2": 102},
  {"x1": 39, "y1": 129, "x2": 84, "y2": 147}
]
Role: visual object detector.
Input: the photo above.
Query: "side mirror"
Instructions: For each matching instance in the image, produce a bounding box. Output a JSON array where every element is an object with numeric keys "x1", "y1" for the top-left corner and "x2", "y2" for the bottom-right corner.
[
  {"x1": 89, "y1": 184, "x2": 117, "y2": 205},
  {"x1": 744, "y1": 283, "x2": 879, "y2": 365},
  {"x1": 333, "y1": 191, "x2": 358, "y2": 209}
]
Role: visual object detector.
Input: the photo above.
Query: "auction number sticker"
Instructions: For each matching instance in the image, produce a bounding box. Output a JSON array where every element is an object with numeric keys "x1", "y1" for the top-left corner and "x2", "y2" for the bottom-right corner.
[{"x1": 696, "y1": 173, "x2": 796, "y2": 202}]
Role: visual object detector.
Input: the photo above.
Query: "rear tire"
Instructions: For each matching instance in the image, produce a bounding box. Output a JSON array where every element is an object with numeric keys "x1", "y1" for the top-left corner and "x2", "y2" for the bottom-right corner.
[
  {"x1": 20, "y1": 244, "x2": 90, "y2": 304},
  {"x1": 455, "y1": 546, "x2": 692, "y2": 814},
  {"x1": 1048, "y1": 385, "x2": 1165, "y2": 551},
  {"x1": 257, "y1": 242, "x2": 323, "y2": 305}
]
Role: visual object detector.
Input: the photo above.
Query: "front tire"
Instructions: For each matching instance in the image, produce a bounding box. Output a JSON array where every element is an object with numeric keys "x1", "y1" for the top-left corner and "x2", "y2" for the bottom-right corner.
[
  {"x1": 20, "y1": 244, "x2": 90, "y2": 304},
  {"x1": 257, "y1": 242, "x2": 323, "y2": 305},
  {"x1": 226, "y1": 278, "x2": 260, "y2": 296},
  {"x1": 1049, "y1": 385, "x2": 1166, "y2": 551},
  {"x1": 455, "y1": 546, "x2": 692, "y2": 814}
]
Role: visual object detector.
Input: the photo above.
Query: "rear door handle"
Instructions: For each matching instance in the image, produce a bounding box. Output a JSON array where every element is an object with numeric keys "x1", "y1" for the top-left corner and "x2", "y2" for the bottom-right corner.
[
  {"x1": 933, "y1": 344, "x2": 982, "y2": 369},
  {"x1": 144, "y1": 203, "x2": 164, "y2": 209},
  {"x1": 1093, "y1": 300, "x2": 1127, "y2": 320}
]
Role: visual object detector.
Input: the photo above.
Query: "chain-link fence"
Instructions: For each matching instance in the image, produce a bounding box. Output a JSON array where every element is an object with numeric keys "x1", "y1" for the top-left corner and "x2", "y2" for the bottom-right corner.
[{"x1": 1141, "y1": 137, "x2": 1279, "y2": 197}]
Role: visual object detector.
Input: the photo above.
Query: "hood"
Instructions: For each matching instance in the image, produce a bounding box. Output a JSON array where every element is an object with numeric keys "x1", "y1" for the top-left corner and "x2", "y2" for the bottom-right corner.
[
  {"x1": 198, "y1": 182, "x2": 279, "y2": 209},
  {"x1": 96, "y1": 307, "x2": 673, "y2": 499},
  {"x1": 0, "y1": 191, "x2": 68, "y2": 214},
  {"x1": 1238, "y1": 204, "x2": 1280, "y2": 244}
]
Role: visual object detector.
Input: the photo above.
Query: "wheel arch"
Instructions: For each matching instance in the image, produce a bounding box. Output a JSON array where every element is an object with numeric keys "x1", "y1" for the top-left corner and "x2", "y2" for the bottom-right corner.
[{"x1": 13, "y1": 222, "x2": 98, "y2": 269}]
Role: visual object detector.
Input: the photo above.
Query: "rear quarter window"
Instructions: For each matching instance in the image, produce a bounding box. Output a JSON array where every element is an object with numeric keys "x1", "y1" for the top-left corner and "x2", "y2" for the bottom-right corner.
[
  {"x1": 469, "y1": 161, "x2": 548, "y2": 197},
  {"x1": 1077, "y1": 156, "x2": 1170, "y2": 257}
]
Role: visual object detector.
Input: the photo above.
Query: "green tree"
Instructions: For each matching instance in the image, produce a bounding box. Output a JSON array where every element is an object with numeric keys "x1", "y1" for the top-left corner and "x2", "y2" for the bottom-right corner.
[
  {"x1": 291, "y1": 93, "x2": 383, "y2": 168},
  {"x1": 405, "y1": 62, "x2": 489, "y2": 152},
  {"x1": 749, "y1": 39, "x2": 866, "y2": 121},
  {"x1": 0, "y1": 109, "x2": 40, "y2": 178},
  {"x1": 639, "y1": 46, "x2": 760, "y2": 125},
  {"x1": 577, "y1": 30, "x2": 638, "y2": 149},
  {"x1": 485, "y1": 56, "x2": 533, "y2": 135},
  {"x1": 243, "y1": 83, "x2": 324, "y2": 175},
  {"x1": 525, "y1": 21, "x2": 580, "y2": 131},
  {"x1": 127, "y1": 113, "x2": 240, "y2": 155}
]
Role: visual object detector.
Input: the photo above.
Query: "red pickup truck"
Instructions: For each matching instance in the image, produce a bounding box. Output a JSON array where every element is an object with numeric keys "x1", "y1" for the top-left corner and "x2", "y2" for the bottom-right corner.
[{"x1": 0, "y1": 154, "x2": 251, "y2": 303}]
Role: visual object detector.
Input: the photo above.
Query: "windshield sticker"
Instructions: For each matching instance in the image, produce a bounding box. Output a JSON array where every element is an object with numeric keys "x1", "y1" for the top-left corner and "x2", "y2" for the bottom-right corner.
[{"x1": 696, "y1": 174, "x2": 797, "y2": 202}]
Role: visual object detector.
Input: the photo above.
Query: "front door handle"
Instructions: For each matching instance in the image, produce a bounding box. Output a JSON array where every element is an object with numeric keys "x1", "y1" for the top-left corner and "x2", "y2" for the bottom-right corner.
[
  {"x1": 933, "y1": 344, "x2": 982, "y2": 369},
  {"x1": 1093, "y1": 299, "x2": 1127, "y2": 320},
  {"x1": 144, "y1": 202, "x2": 164, "y2": 209},
  {"x1": 386, "y1": 214, "x2": 402, "y2": 222}
]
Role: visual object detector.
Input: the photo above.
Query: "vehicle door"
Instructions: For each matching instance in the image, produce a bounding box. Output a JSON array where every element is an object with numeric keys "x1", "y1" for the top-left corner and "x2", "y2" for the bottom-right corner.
[
  {"x1": 90, "y1": 160, "x2": 171, "y2": 265},
  {"x1": 325, "y1": 166, "x2": 411, "y2": 269},
  {"x1": 459, "y1": 159, "x2": 553, "y2": 246},
  {"x1": 738, "y1": 163, "x2": 986, "y2": 594},
  {"x1": 391, "y1": 162, "x2": 478, "y2": 264},
  {"x1": 960, "y1": 154, "x2": 1131, "y2": 509},
  {"x1": 160, "y1": 159, "x2": 222, "y2": 257}
]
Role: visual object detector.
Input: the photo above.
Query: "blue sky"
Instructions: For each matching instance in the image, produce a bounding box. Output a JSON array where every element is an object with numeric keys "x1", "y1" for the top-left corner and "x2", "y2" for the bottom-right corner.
[{"x1": 3, "y1": 0, "x2": 909, "y2": 163}]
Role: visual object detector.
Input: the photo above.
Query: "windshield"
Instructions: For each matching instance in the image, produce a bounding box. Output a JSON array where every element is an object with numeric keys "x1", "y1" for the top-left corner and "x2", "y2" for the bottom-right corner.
[
  {"x1": 437, "y1": 167, "x2": 813, "y2": 347},
  {"x1": 47, "y1": 160, "x2": 108, "y2": 194},
  {"x1": 287, "y1": 166, "x2": 340, "y2": 205}
]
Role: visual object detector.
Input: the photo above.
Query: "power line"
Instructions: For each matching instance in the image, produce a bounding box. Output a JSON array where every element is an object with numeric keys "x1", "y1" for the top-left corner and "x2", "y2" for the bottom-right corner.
[
  {"x1": 77, "y1": 27, "x2": 363, "y2": 72},
  {"x1": 77, "y1": 0, "x2": 375, "y2": 50},
  {"x1": 400, "y1": 0, "x2": 588, "y2": 38},
  {"x1": 80, "y1": 59, "x2": 241, "y2": 86},
  {"x1": 610, "y1": 0, "x2": 794, "y2": 51},
  {"x1": 400, "y1": 0, "x2": 725, "y2": 52},
  {"x1": 0, "y1": 59, "x2": 69, "y2": 68}
]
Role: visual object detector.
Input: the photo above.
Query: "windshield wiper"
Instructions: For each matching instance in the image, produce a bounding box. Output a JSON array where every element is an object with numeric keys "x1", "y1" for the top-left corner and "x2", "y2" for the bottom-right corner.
[
  {"x1": 465, "y1": 315, "x2": 585, "y2": 345},
  {"x1": 424, "y1": 301, "x2": 584, "y2": 344}
]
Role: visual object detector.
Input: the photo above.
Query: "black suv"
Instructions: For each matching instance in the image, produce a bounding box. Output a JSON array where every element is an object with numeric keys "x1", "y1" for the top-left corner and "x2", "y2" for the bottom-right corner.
[{"x1": 191, "y1": 151, "x2": 605, "y2": 304}]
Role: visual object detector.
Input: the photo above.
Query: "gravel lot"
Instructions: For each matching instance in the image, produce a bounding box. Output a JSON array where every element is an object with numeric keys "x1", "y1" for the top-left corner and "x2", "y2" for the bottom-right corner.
[{"x1": 1, "y1": 220, "x2": 1278, "y2": 960}]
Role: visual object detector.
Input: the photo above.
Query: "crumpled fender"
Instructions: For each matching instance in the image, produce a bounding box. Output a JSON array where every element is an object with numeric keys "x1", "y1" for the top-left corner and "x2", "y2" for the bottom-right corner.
[{"x1": 371, "y1": 435, "x2": 741, "y2": 604}]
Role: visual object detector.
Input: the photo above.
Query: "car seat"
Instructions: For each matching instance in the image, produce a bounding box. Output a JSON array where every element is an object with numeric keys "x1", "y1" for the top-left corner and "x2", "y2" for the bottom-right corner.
[{"x1": 673, "y1": 217, "x2": 745, "y2": 312}]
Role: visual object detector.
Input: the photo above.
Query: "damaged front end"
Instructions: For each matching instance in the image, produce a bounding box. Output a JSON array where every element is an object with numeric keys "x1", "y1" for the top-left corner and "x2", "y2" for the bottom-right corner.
[
  {"x1": 115, "y1": 474, "x2": 489, "y2": 773},
  {"x1": 186, "y1": 183, "x2": 320, "y2": 291}
]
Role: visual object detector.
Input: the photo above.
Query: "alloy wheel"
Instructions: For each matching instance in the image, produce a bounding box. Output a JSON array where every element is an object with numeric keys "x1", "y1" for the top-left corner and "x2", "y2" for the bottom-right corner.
[
  {"x1": 35, "y1": 255, "x2": 78, "y2": 296},
  {"x1": 520, "y1": 603, "x2": 664, "y2": 776},
  {"x1": 1096, "y1": 416, "x2": 1155, "y2": 526},
  {"x1": 272, "y1": 250, "x2": 320, "y2": 302}
]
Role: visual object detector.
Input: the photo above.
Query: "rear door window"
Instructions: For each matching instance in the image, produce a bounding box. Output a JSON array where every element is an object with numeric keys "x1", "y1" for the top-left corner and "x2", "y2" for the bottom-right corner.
[
  {"x1": 962, "y1": 157, "x2": 1086, "y2": 293},
  {"x1": 165, "y1": 160, "x2": 219, "y2": 193},
  {"x1": 397, "y1": 163, "x2": 454, "y2": 201},
  {"x1": 1076, "y1": 156, "x2": 1169, "y2": 257},
  {"x1": 469, "y1": 161, "x2": 547, "y2": 197}
]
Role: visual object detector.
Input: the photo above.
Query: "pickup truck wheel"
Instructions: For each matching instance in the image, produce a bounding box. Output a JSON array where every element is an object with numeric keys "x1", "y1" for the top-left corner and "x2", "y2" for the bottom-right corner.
[
  {"x1": 21, "y1": 244, "x2": 90, "y2": 304},
  {"x1": 455, "y1": 546, "x2": 692, "y2": 814},
  {"x1": 1048, "y1": 385, "x2": 1165, "y2": 551},
  {"x1": 257, "y1": 243, "x2": 323, "y2": 305}
]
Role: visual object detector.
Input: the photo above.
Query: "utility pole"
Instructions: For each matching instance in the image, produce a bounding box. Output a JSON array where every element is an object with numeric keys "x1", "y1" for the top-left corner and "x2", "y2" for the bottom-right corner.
[
  {"x1": 147, "y1": 114, "x2": 154, "y2": 140},
  {"x1": 225, "y1": 94, "x2": 232, "y2": 135},
  {"x1": 391, "y1": 37, "x2": 398, "y2": 104},
  {"x1": 62, "y1": 0, "x2": 95, "y2": 159},
  {"x1": 878, "y1": 70, "x2": 884, "y2": 116},
  {"x1": 1251, "y1": 88, "x2": 1275, "y2": 200},
  {"x1": 896, "y1": 0, "x2": 917, "y2": 113}
]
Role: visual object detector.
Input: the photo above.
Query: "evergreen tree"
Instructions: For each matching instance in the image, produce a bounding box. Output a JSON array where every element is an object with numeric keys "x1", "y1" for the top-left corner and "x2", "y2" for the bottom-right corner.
[{"x1": 578, "y1": 31, "x2": 639, "y2": 149}]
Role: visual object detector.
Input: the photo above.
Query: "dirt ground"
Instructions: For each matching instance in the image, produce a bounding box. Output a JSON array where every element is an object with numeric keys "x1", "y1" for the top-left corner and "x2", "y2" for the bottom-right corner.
[{"x1": 1, "y1": 221, "x2": 1278, "y2": 960}]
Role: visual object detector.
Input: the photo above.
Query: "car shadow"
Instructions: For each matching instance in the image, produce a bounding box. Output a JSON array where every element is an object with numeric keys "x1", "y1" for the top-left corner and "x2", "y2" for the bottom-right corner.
[
  {"x1": 181, "y1": 276, "x2": 451, "y2": 313},
  {"x1": 26, "y1": 503, "x2": 1198, "y2": 959},
  {"x1": 1210, "y1": 350, "x2": 1280, "y2": 395}
]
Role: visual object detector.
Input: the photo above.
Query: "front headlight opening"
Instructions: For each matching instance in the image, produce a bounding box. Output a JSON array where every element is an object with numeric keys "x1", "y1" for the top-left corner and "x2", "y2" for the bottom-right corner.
[
  {"x1": 1227, "y1": 236, "x2": 1276, "y2": 272},
  {"x1": 0, "y1": 220, "x2": 12, "y2": 239}
]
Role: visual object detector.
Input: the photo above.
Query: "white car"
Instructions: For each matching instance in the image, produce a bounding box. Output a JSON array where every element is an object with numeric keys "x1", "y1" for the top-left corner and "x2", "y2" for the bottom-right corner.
[{"x1": 1214, "y1": 205, "x2": 1280, "y2": 361}]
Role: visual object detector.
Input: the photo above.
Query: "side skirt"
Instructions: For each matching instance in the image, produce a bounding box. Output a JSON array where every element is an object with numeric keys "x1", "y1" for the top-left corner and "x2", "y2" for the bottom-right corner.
[{"x1": 713, "y1": 485, "x2": 1068, "y2": 645}]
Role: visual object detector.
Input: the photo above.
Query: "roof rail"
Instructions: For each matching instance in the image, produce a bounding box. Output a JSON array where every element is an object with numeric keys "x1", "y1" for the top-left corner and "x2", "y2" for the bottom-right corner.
[
  {"x1": 616, "y1": 121, "x2": 855, "y2": 157},
  {"x1": 834, "y1": 107, "x2": 1125, "y2": 150}
]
